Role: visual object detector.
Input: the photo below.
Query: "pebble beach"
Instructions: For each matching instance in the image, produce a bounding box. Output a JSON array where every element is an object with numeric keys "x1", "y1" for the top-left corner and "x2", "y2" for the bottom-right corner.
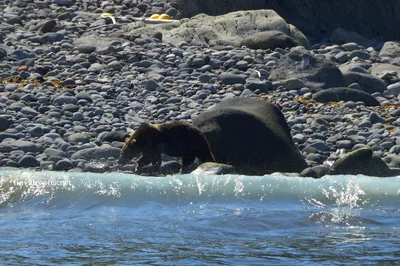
[{"x1": 0, "y1": 0, "x2": 399, "y2": 174}]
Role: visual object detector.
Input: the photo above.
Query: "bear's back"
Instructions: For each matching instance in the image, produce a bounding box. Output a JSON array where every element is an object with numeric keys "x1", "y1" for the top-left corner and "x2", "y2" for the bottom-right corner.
[{"x1": 157, "y1": 121, "x2": 210, "y2": 156}]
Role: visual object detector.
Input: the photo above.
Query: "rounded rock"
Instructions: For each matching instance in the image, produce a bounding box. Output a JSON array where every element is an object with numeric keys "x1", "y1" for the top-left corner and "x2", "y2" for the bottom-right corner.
[
  {"x1": 54, "y1": 159, "x2": 74, "y2": 171},
  {"x1": 18, "y1": 155, "x2": 40, "y2": 168}
]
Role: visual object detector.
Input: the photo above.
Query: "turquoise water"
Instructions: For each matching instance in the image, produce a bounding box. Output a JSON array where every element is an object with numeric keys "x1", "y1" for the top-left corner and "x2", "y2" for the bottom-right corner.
[{"x1": 0, "y1": 170, "x2": 399, "y2": 265}]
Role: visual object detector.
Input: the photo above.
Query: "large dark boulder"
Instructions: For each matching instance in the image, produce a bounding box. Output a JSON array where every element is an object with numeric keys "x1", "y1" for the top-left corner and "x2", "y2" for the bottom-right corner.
[
  {"x1": 269, "y1": 47, "x2": 346, "y2": 90},
  {"x1": 193, "y1": 97, "x2": 308, "y2": 175},
  {"x1": 176, "y1": 0, "x2": 400, "y2": 42}
]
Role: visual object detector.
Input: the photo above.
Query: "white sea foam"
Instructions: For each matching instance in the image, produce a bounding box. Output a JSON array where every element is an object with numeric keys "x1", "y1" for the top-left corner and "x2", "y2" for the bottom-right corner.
[{"x1": 0, "y1": 170, "x2": 398, "y2": 209}]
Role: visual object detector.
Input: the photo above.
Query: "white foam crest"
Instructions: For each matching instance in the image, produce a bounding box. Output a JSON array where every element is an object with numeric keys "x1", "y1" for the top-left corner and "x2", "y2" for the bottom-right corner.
[
  {"x1": 0, "y1": 171, "x2": 74, "y2": 206},
  {"x1": 0, "y1": 170, "x2": 399, "y2": 208}
]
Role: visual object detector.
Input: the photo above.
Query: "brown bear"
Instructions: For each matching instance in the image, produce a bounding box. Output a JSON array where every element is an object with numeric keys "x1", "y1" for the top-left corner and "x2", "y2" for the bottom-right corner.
[{"x1": 118, "y1": 121, "x2": 216, "y2": 172}]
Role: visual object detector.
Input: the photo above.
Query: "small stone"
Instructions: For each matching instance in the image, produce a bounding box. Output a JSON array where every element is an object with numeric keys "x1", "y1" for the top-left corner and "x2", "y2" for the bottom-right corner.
[
  {"x1": 77, "y1": 45, "x2": 96, "y2": 54},
  {"x1": 29, "y1": 126, "x2": 44, "y2": 137},
  {"x1": 285, "y1": 78, "x2": 305, "y2": 90},
  {"x1": 54, "y1": 96, "x2": 78, "y2": 105},
  {"x1": 67, "y1": 133, "x2": 90, "y2": 144},
  {"x1": 390, "y1": 110, "x2": 400, "y2": 117},
  {"x1": 369, "y1": 112, "x2": 385, "y2": 124},
  {"x1": 236, "y1": 60, "x2": 249, "y2": 69},
  {"x1": 146, "y1": 79, "x2": 160, "y2": 91},
  {"x1": 107, "y1": 61, "x2": 123, "y2": 70},
  {"x1": 84, "y1": 162, "x2": 109, "y2": 173},
  {"x1": 342, "y1": 42, "x2": 359, "y2": 51},
  {"x1": 245, "y1": 79, "x2": 272, "y2": 92},
  {"x1": 73, "y1": 112, "x2": 84, "y2": 121},
  {"x1": 333, "y1": 51, "x2": 349, "y2": 63},
  {"x1": 0, "y1": 115, "x2": 12, "y2": 131},
  {"x1": 387, "y1": 82, "x2": 400, "y2": 97},
  {"x1": 53, "y1": 0, "x2": 74, "y2": 7},
  {"x1": 39, "y1": 19, "x2": 57, "y2": 33},
  {"x1": 218, "y1": 72, "x2": 246, "y2": 85},
  {"x1": 54, "y1": 159, "x2": 74, "y2": 171},
  {"x1": 18, "y1": 155, "x2": 40, "y2": 168},
  {"x1": 389, "y1": 145, "x2": 400, "y2": 154},
  {"x1": 336, "y1": 140, "x2": 353, "y2": 149}
]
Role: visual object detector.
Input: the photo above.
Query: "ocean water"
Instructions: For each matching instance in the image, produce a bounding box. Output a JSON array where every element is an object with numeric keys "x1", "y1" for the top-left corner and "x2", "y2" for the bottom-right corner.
[{"x1": 0, "y1": 170, "x2": 399, "y2": 265}]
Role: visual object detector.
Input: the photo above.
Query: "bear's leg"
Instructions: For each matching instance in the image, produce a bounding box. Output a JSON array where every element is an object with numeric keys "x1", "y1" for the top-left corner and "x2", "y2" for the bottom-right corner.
[
  {"x1": 151, "y1": 153, "x2": 162, "y2": 167},
  {"x1": 181, "y1": 154, "x2": 195, "y2": 173},
  {"x1": 136, "y1": 154, "x2": 153, "y2": 170}
]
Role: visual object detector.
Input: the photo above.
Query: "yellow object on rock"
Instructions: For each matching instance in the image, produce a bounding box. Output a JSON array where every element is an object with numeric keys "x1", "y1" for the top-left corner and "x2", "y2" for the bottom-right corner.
[
  {"x1": 158, "y1": 14, "x2": 170, "y2": 20},
  {"x1": 100, "y1": 13, "x2": 116, "y2": 24},
  {"x1": 150, "y1": 14, "x2": 160, "y2": 19}
]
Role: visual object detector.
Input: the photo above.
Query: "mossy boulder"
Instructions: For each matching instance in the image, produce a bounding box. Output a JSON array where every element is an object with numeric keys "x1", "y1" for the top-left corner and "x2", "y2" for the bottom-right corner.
[{"x1": 330, "y1": 147, "x2": 398, "y2": 177}]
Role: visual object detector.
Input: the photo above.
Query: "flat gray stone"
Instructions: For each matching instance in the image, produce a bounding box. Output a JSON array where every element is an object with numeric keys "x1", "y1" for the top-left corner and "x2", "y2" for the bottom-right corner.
[
  {"x1": 342, "y1": 71, "x2": 386, "y2": 94},
  {"x1": 67, "y1": 133, "x2": 90, "y2": 144},
  {"x1": 218, "y1": 72, "x2": 246, "y2": 85},
  {"x1": 0, "y1": 140, "x2": 44, "y2": 153},
  {"x1": 71, "y1": 145, "x2": 121, "y2": 161},
  {"x1": 312, "y1": 87, "x2": 380, "y2": 106}
]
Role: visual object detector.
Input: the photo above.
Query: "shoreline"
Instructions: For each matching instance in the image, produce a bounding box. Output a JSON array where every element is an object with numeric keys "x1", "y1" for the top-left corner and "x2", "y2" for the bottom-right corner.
[{"x1": 0, "y1": 1, "x2": 399, "y2": 176}]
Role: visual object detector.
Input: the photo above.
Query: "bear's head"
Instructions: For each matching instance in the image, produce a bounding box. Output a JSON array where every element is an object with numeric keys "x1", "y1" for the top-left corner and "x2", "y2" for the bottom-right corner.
[{"x1": 118, "y1": 137, "x2": 142, "y2": 165}]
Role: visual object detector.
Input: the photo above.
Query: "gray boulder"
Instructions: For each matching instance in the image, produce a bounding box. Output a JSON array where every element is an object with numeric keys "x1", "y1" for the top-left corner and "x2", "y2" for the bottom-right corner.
[
  {"x1": 269, "y1": 47, "x2": 346, "y2": 90},
  {"x1": 370, "y1": 63, "x2": 400, "y2": 82},
  {"x1": 379, "y1": 41, "x2": 400, "y2": 59},
  {"x1": 240, "y1": 30, "x2": 298, "y2": 50},
  {"x1": 71, "y1": 145, "x2": 121, "y2": 161},
  {"x1": 330, "y1": 147, "x2": 397, "y2": 177},
  {"x1": 193, "y1": 97, "x2": 308, "y2": 175},
  {"x1": 0, "y1": 140, "x2": 44, "y2": 153},
  {"x1": 342, "y1": 71, "x2": 386, "y2": 94},
  {"x1": 176, "y1": 0, "x2": 400, "y2": 42},
  {"x1": 312, "y1": 87, "x2": 380, "y2": 106},
  {"x1": 122, "y1": 10, "x2": 310, "y2": 49}
]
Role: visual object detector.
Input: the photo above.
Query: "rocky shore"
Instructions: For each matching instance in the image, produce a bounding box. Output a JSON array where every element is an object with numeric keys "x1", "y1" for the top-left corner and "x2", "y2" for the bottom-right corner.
[{"x1": 0, "y1": 0, "x2": 399, "y2": 176}]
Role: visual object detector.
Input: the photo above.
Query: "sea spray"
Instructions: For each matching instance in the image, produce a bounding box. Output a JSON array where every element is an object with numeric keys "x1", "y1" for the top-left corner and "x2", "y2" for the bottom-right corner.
[{"x1": 0, "y1": 170, "x2": 398, "y2": 210}]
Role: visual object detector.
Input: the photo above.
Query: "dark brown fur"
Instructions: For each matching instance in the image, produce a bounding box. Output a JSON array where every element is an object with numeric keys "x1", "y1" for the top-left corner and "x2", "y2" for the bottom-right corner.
[{"x1": 118, "y1": 121, "x2": 215, "y2": 171}]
